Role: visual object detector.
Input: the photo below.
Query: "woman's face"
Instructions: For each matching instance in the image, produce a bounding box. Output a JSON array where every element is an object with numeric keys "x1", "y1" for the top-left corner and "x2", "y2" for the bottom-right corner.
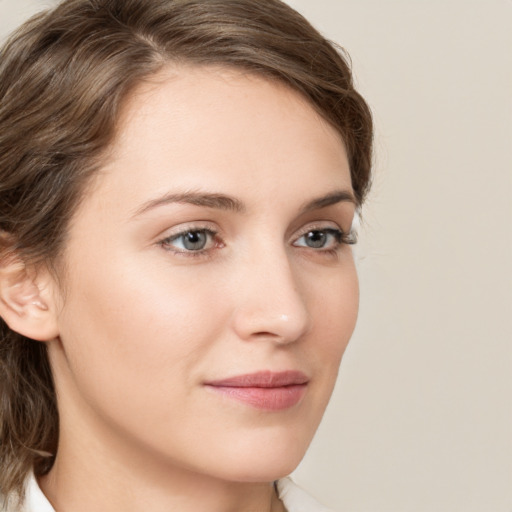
[{"x1": 48, "y1": 66, "x2": 359, "y2": 482}]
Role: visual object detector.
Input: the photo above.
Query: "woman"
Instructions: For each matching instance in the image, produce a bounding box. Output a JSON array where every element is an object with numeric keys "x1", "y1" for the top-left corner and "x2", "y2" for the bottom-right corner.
[{"x1": 0, "y1": 0, "x2": 372, "y2": 510}]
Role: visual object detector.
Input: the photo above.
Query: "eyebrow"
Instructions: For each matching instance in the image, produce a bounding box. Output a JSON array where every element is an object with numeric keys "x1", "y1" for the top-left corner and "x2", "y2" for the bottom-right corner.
[
  {"x1": 132, "y1": 189, "x2": 356, "y2": 218},
  {"x1": 299, "y1": 190, "x2": 356, "y2": 213},
  {"x1": 133, "y1": 191, "x2": 246, "y2": 217}
]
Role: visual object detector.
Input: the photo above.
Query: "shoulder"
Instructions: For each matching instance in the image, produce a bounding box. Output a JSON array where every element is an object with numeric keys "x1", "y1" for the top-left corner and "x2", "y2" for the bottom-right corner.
[{"x1": 276, "y1": 478, "x2": 337, "y2": 512}]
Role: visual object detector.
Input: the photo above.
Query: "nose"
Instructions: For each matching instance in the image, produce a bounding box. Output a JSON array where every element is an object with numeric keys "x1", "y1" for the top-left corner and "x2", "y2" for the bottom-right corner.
[{"x1": 230, "y1": 248, "x2": 311, "y2": 344}]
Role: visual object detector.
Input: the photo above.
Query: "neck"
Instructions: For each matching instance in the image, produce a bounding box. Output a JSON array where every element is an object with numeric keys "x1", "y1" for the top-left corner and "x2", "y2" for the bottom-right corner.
[
  {"x1": 40, "y1": 466, "x2": 285, "y2": 512},
  {"x1": 39, "y1": 413, "x2": 286, "y2": 512}
]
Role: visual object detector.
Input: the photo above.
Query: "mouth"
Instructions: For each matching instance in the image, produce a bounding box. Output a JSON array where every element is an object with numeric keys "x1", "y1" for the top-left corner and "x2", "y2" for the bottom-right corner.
[{"x1": 204, "y1": 370, "x2": 309, "y2": 411}]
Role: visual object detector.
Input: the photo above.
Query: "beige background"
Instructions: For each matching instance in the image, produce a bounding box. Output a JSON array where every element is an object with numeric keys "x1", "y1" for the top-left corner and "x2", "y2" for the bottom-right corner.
[{"x1": 1, "y1": 1, "x2": 511, "y2": 511}]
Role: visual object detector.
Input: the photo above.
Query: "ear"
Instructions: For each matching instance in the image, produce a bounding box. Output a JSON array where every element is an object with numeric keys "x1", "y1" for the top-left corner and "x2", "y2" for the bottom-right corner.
[{"x1": 0, "y1": 255, "x2": 59, "y2": 342}]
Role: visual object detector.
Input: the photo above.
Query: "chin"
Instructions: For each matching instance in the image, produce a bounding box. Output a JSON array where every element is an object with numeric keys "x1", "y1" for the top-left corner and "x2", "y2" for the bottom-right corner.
[
  {"x1": 218, "y1": 457, "x2": 304, "y2": 484},
  {"x1": 202, "y1": 427, "x2": 314, "y2": 483}
]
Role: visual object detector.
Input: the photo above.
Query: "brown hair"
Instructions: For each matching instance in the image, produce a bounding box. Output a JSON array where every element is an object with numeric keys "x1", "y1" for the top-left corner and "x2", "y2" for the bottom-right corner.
[{"x1": 0, "y1": 0, "x2": 372, "y2": 502}]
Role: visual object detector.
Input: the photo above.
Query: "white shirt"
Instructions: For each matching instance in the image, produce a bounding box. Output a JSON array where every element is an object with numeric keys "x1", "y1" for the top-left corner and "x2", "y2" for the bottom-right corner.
[{"x1": 20, "y1": 474, "x2": 335, "y2": 512}]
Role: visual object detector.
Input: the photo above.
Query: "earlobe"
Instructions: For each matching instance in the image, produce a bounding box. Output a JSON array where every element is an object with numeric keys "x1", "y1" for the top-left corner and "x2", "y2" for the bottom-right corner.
[{"x1": 0, "y1": 257, "x2": 59, "y2": 342}]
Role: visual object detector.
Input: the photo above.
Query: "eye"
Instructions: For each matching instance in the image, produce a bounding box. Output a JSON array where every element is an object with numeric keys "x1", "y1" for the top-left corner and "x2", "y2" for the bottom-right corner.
[
  {"x1": 293, "y1": 228, "x2": 349, "y2": 250},
  {"x1": 160, "y1": 228, "x2": 217, "y2": 253}
]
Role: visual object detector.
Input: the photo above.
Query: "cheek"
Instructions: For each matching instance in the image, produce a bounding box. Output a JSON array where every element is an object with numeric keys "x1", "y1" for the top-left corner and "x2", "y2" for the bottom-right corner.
[
  {"x1": 309, "y1": 259, "x2": 359, "y2": 356},
  {"x1": 55, "y1": 255, "x2": 225, "y2": 414},
  {"x1": 302, "y1": 259, "x2": 359, "y2": 418}
]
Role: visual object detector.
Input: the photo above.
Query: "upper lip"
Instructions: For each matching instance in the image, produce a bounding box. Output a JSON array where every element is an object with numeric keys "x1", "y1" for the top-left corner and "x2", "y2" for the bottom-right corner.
[{"x1": 204, "y1": 370, "x2": 309, "y2": 388}]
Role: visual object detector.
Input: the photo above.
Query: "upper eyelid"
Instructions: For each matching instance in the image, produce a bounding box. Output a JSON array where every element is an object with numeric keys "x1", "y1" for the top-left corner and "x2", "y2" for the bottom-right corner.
[
  {"x1": 157, "y1": 222, "x2": 219, "y2": 240},
  {"x1": 291, "y1": 221, "x2": 344, "y2": 238},
  {"x1": 166, "y1": 226, "x2": 217, "y2": 240},
  {"x1": 296, "y1": 221, "x2": 340, "y2": 231}
]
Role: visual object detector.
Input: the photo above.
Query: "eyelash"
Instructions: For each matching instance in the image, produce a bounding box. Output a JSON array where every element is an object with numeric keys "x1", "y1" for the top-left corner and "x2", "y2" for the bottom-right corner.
[
  {"x1": 158, "y1": 225, "x2": 357, "y2": 258},
  {"x1": 293, "y1": 227, "x2": 357, "y2": 254},
  {"x1": 159, "y1": 227, "x2": 221, "y2": 258}
]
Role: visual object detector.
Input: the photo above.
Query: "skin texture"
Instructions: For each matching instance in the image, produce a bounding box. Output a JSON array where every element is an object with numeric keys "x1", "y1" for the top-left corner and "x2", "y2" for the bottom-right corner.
[{"x1": 35, "y1": 66, "x2": 359, "y2": 512}]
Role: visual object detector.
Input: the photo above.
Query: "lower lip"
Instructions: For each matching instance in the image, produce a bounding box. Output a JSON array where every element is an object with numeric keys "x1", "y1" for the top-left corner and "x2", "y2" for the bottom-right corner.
[{"x1": 205, "y1": 384, "x2": 307, "y2": 411}]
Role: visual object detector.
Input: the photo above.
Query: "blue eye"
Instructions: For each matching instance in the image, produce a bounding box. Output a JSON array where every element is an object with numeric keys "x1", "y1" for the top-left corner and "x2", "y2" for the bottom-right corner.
[
  {"x1": 294, "y1": 229, "x2": 344, "y2": 249},
  {"x1": 162, "y1": 229, "x2": 216, "y2": 252}
]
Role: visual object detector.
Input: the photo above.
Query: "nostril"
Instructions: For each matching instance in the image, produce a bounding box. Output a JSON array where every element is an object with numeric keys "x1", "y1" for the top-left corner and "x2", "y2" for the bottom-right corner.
[
  {"x1": 248, "y1": 331, "x2": 297, "y2": 346},
  {"x1": 252, "y1": 331, "x2": 281, "y2": 338}
]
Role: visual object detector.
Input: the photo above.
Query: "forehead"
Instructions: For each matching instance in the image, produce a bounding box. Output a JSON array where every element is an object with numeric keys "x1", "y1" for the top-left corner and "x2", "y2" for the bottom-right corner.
[
  {"x1": 111, "y1": 66, "x2": 348, "y2": 177},
  {"x1": 76, "y1": 65, "x2": 352, "y2": 225},
  {"x1": 120, "y1": 65, "x2": 344, "y2": 144}
]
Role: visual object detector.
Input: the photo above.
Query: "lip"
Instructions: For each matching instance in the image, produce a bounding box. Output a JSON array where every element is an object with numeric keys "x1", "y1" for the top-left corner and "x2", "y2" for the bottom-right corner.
[{"x1": 204, "y1": 371, "x2": 309, "y2": 411}]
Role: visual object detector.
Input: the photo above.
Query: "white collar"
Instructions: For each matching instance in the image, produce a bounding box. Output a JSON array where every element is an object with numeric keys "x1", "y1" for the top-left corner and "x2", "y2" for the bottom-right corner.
[
  {"x1": 277, "y1": 478, "x2": 335, "y2": 512},
  {"x1": 22, "y1": 474, "x2": 54, "y2": 512},
  {"x1": 22, "y1": 474, "x2": 333, "y2": 512}
]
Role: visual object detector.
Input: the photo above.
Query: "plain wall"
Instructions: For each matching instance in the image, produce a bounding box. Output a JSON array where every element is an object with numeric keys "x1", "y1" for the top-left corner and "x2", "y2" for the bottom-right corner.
[
  {"x1": 285, "y1": 2, "x2": 512, "y2": 511},
  {"x1": 1, "y1": 1, "x2": 511, "y2": 511}
]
